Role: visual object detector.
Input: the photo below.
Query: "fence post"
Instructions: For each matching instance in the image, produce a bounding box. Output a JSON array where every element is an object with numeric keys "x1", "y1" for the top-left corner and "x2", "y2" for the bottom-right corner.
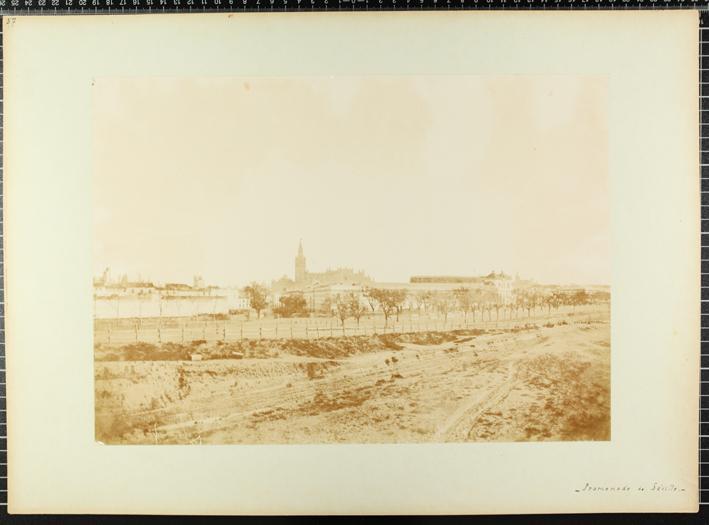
[
  {"x1": 223, "y1": 323, "x2": 226, "y2": 342},
  {"x1": 181, "y1": 326, "x2": 185, "y2": 343},
  {"x1": 259, "y1": 326, "x2": 262, "y2": 340},
  {"x1": 240, "y1": 322, "x2": 243, "y2": 340}
]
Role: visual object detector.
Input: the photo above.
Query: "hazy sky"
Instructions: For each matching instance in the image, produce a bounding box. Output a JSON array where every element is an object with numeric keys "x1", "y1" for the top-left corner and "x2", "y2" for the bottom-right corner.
[{"x1": 92, "y1": 76, "x2": 609, "y2": 287}]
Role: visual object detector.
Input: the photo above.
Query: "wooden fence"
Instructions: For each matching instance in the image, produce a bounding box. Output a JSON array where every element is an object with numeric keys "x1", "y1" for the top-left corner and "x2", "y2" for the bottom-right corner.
[{"x1": 94, "y1": 304, "x2": 609, "y2": 346}]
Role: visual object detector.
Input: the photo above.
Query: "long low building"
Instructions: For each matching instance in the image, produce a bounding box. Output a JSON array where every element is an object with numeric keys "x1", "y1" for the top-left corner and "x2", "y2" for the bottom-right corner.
[
  {"x1": 273, "y1": 273, "x2": 517, "y2": 314},
  {"x1": 93, "y1": 276, "x2": 250, "y2": 319},
  {"x1": 270, "y1": 243, "x2": 520, "y2": 313},
  {"x1": 94, "y1": 292, "x2": 250, "y2": 320}
]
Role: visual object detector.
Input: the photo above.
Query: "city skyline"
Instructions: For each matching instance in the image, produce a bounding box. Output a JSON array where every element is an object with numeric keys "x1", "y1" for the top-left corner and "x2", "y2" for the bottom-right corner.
[
  {"x1": 94, "y1": 238, "x2": 606, "y2": 289},
  {"x1": 93, "y1": 76, "x2": 610, "y2": 287},
  {"x1": 90, "y1": 73, "x2": 614, "y2": 450}
]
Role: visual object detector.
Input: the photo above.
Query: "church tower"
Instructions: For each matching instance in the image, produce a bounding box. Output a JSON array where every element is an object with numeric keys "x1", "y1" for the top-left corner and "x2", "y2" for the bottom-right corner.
[{"x1": 295, "y1": 240, "x2": 307, "y2": 283}]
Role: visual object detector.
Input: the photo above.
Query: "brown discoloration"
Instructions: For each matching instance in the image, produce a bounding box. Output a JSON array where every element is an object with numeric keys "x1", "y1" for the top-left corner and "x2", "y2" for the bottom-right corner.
[
  {"x1": 95, "y1": 310, "x2": 610, "y2": 444},
  {"x1": 91, "y1": 76, "x2": 611, "y2": 446}
]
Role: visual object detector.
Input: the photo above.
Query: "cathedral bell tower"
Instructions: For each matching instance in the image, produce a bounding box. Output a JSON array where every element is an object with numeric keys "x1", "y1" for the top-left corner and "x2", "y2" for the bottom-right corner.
[{"x1": 295, "y1": 240, "x2": 307, "y2": 283}]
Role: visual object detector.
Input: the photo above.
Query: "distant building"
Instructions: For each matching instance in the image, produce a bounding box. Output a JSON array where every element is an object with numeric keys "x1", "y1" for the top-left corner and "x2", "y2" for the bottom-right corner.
[
  {"x1": 410, "y1": 272, "x2": 515, "y2": 304},
  {"x1": 272, "y1": 241, "x2": 373, "y2": 297},
  {"x1": 93, "y1": 267, "x2": 112, "y2": 287},
  {"x1": 294, "y1": 241, "x2": 307, "y2": 284},
  {"x1": 93, "y1": 273, "x2": 249, "y2": 319},
  {"x1": 293, "y1": 241, "x2": 372, "y2": 286},
  {"x1": 410, "y1": 275, "x2": 484, "y2": 284},
  {"x1": 300, "y1": 282, "x2": 368, "y2": 312},
  {"x1": 270, "y1": 244, "x2": 524, "y2": 310},
  {"x1": 94, "y1": 281, "x2": 156, "y2": 297},
  {"x1": 94, "y1": 247, "x2": 537, "y2": 319}
]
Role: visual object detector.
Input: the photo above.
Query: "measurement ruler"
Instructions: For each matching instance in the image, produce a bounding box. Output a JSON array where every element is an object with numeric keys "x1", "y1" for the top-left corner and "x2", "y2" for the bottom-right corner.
[
  {"x1": 0, "y1": 5, "x2": 705, "y2": 519},
  {"x1": 0, "y1": 18, "x2": 6, "y2": 515},
  {"x1": 700, "y1": 10, "x2": 709, "y2": 511},
  {"x1": 0, "y1": 0, "x2": 705, "y2": 12}
]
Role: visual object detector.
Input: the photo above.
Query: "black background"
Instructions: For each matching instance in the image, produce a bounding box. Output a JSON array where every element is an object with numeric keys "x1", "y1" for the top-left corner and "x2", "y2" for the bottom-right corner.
[{"x1": 0, "y1": 5, "x2": 705, "y2": 524}]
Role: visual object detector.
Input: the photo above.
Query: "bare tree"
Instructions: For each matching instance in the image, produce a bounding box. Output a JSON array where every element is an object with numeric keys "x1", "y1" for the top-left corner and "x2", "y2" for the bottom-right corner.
[
  {"x1": 320, "y1": 296, "x2": 333, "y2": 315},
  {"x1": 367, "y1": 288, "x2": 407, "y2": 328},
  {"x1": 507, "y1": 302, "x2": 515, "y2": 320},
  {"x1": 476, "y1": 288, "x2": 497, "y2": 322},
  {"x1": 471, "y1": 301, "x2": 480, "y2": 322},
  {"x1": 493, "y1": 302, "x2": 502, "y2": 321},
  {"x1": 363, "y1": 287, "x2": 378, "y2": 313},
  {"x1": 243, "y1": 283, "x2": 268, "y2": 320},
  {"x1": 416, "y1": 291, "x2": 433, "y2": 314},
  {"x1": 514, "y1": 292, "x2": 525, "y2": 318},
  {"x1": 571, "y1": 289, "x2": 589, "y2": 312},
  {"x1": 544, "y1": 292, "x2": 563, "y2": 316},
  {"x1": 391, "y1": 289, "x2": 407, "y2": 321},
  {"x1": 533, "y1": 292, "x2": 544, "y2": 316},
  {"x1": 434, "y1": 293, "x2": 454, "y2": 323},
  {"x1": 524, "y1": 293, "x2": 534, "y2": 318},
  {"x1": 334, "y1": 294, "x2": 349, "y2": 334},
  {"x1": 347, "y1": 293, "x2": 367, "y2": 327},
  {"x1": 453, "y1": 287, "x2": 473, "y2": 322}
]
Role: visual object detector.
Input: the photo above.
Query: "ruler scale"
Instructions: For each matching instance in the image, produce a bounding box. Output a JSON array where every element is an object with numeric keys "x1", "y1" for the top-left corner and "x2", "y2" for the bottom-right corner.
[
  {"x1": 0, "y1": 4, "x2": 704, "y2": 518},
  {"x1": 0, "y1": 18, "x2": 5, "y2": 513},
  {"x1": 701, "y1": 9, "x2": 709, "y2": 509},
  {"x1": 0, "y1": 0, "x2": 704, "y2": 11}
]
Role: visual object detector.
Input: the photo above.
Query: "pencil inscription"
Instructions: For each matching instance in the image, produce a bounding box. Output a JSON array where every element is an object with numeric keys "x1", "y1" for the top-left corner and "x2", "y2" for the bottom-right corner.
[{"x1": 575, "y1": 482, "x2": 686, "y2": 493}]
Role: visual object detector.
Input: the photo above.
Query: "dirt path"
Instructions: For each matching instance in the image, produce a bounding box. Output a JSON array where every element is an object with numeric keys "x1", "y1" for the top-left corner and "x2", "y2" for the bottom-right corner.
[
  {"x1": 96, "y1": 316, "x2": 611, "y2": 444},
  {"x1": 433, "y1": 361, "x2": 516, "y2": 442}
]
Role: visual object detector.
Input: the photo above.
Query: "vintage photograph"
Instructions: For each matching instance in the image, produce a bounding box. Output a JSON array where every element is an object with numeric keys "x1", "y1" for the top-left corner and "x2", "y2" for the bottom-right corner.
[{"x1": 93, "y1": 75, "x2": 610, "y2": 445}]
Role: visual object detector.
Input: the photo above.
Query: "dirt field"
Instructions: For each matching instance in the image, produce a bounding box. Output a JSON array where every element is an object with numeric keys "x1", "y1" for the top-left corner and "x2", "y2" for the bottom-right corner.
[{"x1": 95, "y1": 310, "x2": 610, "y2": 444}]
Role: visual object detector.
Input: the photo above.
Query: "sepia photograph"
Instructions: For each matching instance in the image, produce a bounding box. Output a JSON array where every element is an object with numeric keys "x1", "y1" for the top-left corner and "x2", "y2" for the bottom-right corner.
[
  {"x1": 6, "y1": 10, "x2": 699, "y2": 514},
  {"x1": 92, "y1": 75, "x2": 611, "y2": 445}
]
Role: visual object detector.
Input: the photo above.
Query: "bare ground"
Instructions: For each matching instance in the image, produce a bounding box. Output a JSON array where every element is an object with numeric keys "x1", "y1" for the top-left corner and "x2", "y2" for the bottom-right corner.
[{"x1": 95, "y1": 314, "x2": 610, "y2": 444}]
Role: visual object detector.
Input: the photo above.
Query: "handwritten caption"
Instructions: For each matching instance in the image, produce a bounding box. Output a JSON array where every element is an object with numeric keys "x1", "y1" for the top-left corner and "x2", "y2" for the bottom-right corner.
[{"x1": 574, "y1": 482, "x2": 686, "y2": 494}]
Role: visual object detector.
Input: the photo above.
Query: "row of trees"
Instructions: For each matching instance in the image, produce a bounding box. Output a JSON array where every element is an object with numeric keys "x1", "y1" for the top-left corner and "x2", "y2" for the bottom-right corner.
[
  {"x1": 243, "y1": 282, "x2": 599, "y2": 325},
  {"x1": 358, "y1": 287, "x2": 593, "y2": 327}
]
